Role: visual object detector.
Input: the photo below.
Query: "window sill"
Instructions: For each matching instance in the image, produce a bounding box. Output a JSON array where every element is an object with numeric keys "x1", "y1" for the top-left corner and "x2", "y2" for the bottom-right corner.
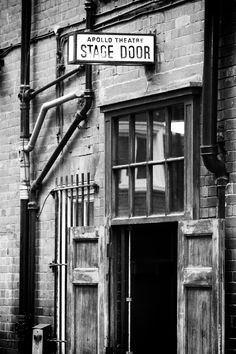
[{"x1": 111, "y1": 213, "x2": 186, "y2": 225}]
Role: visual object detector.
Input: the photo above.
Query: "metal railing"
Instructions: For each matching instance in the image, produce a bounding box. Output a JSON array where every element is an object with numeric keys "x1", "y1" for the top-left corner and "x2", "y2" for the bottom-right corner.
[{"x1": 51, "y1": 173, "x2": 97, "y2": 354}]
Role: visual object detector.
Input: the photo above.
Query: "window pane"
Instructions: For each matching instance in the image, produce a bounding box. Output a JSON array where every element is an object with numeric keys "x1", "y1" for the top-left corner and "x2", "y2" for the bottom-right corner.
[
  {"x1": 115, "y1": 169, "x2": 129, "y2": 217},
  {"x1": 112, "y1": 102, "x2": 186, "y2": 218},
  {"x1": 117, "y1": 116, "x2": 129, "y2": 165},
  {"x1": 152, "y1": 164, "x2": 166, "y2": 214},
  {"x1": 134, "y1": 167, "x2": 146, "y2": 216},
  {"x1": 152, "y1": 109, "x2": 166, "y2": 161},
  {"x1": 169, "y1": 161, "x2": 184, "y2": 212},
  {"x1": 135, "y1": 112, "x2": 147, "y2": 163},
  {"x1": 170, "y1": 104, "x2": 184, "y2": 158}
]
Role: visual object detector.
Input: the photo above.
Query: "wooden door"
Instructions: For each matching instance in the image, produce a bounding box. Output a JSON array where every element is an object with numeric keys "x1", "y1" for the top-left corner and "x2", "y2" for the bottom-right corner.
[
  {"x1": 178, "y1": 219, "x2": 224, "y2": 354},
  {"x1": 67, "y1": 226, "x2": 105, "y2": 354}
]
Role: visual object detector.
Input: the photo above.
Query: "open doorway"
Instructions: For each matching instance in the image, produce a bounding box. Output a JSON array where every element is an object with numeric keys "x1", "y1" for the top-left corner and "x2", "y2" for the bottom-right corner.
[{"x1": 112, "y1": 222, "x2": 177, "y2": 353}]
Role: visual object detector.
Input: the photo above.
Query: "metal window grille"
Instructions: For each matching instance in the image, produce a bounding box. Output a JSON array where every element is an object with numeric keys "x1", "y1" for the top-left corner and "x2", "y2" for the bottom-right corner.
[{"x1": 52, "y1": 173, "x2": 97, "y2": 354}]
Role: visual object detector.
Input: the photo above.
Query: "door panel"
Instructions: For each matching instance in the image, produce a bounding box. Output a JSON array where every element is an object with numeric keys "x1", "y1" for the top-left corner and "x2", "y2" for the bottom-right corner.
[
  {"x1": 186, "y1": 288, "x2": 212, "y2": 353},
  {"x1": 67, "y1": 226, "x2": 99, "y2": 354},
  {"x1": 178, "y1": 219, "x2": 224, "y2": 354}
]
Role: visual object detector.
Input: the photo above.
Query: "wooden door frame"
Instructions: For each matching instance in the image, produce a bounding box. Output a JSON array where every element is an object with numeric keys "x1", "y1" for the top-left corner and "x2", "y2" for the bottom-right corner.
[
  {"x1": 108, "y1": 222, "x2": 178, "y2": 353},
  {"x1": 108, "y1": 219, "x2": 225, "y2": 354}
]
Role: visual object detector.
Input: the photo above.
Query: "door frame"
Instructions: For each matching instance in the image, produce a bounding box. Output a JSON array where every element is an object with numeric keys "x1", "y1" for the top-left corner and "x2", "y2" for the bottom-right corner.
[
  {"x1": 108, "y1": 222, "x2": 178, "y2": 353},
  {"x1": 108, "y1": 219, "x2": 225, "y2": 354}
]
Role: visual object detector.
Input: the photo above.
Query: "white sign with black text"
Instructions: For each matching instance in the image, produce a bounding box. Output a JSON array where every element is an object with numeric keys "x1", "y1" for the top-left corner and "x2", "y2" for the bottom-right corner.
[{"x1": 68, "y1": 32, "x2": 155, "y2": 65}]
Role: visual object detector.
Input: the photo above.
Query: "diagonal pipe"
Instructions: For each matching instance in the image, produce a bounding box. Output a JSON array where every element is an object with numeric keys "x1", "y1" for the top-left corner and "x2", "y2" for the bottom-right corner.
[
  {"x1": 24, "y1": 91, "x2": 83, "y2": 152},
  {"x1": 30, "y1": 0, "x2": 94, "y2": 192},
  {"x1": 29, "y1": 66, "x2": 84, "y2": 100},
  {"x1": 30, "y1": 89, "x2": 93, "y2": 192}
]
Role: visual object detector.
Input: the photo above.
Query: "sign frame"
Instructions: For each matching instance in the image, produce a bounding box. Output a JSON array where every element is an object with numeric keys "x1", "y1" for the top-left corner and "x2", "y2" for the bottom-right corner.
[{"x1": 68, "y1": 31, "x2": 155, "y2": 65}]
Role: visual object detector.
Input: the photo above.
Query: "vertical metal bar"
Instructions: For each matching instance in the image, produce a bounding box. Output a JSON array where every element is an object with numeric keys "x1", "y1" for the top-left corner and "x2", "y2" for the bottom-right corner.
[
  {"x1": 165, "y1": 107, "x2": 170, "y2": 214},
  {"x1": 54, "y1": 179, "x2": 59, "y2": 341},
  {"x1": 147, "y1": 111, "x2": 152, "y2": 216},
  {"x1": 112, "y1": 118, "x2": 118, "y2": 217},
  {"x1": 63, "y1": 176, "x2": 68, "y2": 354},
  {"x1": 126, "y1": 230, "x2": 132, "y2": 354},
  {"x1": 75, "y1": 174, "x2": 79, "y2": 226},
  {"x1": 81, "y1": 173, "x2": 84, "y2": 226},
  {"x1": 129, "y1": 115, "x2": 135, "y2": 217},
  {"x1": 59, "y1": 177, "x2": 63, "y2": 354},
  {"x1": 120, "y1": 229, "x2": 126, "y2": 352},
  {"x1": 87, "y1": 172, "x2": 90, "y2": 226},
  {"x1": 70, "y1": 175, "x2": 74, "y2": 226}
]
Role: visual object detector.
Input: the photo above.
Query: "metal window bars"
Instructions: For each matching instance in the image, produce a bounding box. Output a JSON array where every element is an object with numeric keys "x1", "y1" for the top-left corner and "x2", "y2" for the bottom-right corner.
[{"x1": 50, "y1": 173, "x2": 98, "y2": 354}]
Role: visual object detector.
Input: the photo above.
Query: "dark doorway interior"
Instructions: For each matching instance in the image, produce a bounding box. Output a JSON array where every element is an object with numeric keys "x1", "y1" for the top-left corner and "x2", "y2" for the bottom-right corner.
[
  {"x1": 131, "y1": 223, "x2": 177, "y2": 353},
  {"x1": 113, "y1": 222, "x2": 177, "y2": 354}
]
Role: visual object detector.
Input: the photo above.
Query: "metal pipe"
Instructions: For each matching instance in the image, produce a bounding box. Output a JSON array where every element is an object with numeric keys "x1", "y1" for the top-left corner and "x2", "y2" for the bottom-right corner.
[
  {"x1": 24, "y1": 91, "x2": 83, "y2": 152},
  {"x1": 18, "y1": 0, "x2": 32, "y2": 353},
  {"x1": 20, "y1": 0, "x2": 31, "y2": 86},
  {"x1": 30, "y1": 0, "x2": 94, "y2": 192},
  {"x1": 30, "y1": 91, "x2": 93, "y2": 192},
  {"x1": 27, "y1": 194, "x2": 38, "y2": 344},
  {"x1": 55, "y1": 33, "x2": 66, "y2": 143},
  {"x1": 127, "y1": 230, "x2": 132, "y2": 354},
  {"x1": 201, "y1": 0, "x2": 227, "y2": 179},
  {"x1": 18, "y1": 2, "x2": 94, "y2": 353},
  {"x1": 29, "y1": 66, "x2": 84, "y2": 100}
]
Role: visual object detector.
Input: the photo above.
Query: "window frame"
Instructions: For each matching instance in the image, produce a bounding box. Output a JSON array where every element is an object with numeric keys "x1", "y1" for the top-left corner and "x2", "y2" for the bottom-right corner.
[{"x1": 103, "y1": 86, "x2": 201, "y2": 225}]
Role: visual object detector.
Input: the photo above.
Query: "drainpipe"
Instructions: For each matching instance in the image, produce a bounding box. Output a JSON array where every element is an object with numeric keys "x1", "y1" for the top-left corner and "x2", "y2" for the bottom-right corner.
[
  {"x1": 28, "y1": 65, "x2": 84, "y2": 100},
  {"x1": 30, "y1": 86, "x2": 93, "y2": 192},
  {"x1": 18, "y1": 0, "x2": 32, "y2": 353},
  {"x1": 24, "y1": 91, "x2": 83, "y2": 152},
  {"x1": 28, "y1": 1, "x2": 94, "y2": 348},
  {"x1": 200, "y1": 0, "x2": 228, "y2": 217},
  {"x1": 30, "y1": 0, "x2": 94, "y2": 193},
  {"x1": 17, "y1": 1, "x2": 94, "y2": 352}
]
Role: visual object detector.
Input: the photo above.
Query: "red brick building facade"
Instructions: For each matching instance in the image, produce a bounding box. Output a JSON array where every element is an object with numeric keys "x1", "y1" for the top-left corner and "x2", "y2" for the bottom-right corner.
[{"x1": 0, "y1": 0, "x2": 235, "y2": 353}]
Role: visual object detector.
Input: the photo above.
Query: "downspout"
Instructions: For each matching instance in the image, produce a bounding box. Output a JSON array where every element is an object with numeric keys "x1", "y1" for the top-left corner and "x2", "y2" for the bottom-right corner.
[
  {"x1": 24, "y1": 91, "x2": 83, "y2": 152},
  {"x1": 17, "y1": 0, "x2": 32, "y2": 353},
  {"x1": 30, "y1": 0, "x2": 94, "y2": 193},
  {"x1": 17, "y1": 1, "x2": 94, "y2": 352},
  {"x1": 200, "y1": 0, "x2": 228, "y2": 217},
  {"x1": 30, "y1": 91, "x2": 93, "y2": 192}
]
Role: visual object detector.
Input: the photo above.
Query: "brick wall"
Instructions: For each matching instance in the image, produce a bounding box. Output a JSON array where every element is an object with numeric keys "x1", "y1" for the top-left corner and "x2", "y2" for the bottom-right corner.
[
  {"x1": 219, "y1": 2, "x2": 236, "y2": 352},
  {"x1": 0, "y1": 2, "x2": 21, "y2": 350},
  {"x1": 0, "y1": 0, "x2": 205, "y2": 352},
  {"x1": 97, "y1": 0, "x2": 204, "y2": 105}
]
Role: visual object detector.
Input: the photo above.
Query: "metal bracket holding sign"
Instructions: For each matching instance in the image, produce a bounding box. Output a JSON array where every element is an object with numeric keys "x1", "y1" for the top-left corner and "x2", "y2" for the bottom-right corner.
[{"x1": 68, "y1": 32, "x2": 155, "y2": 65}]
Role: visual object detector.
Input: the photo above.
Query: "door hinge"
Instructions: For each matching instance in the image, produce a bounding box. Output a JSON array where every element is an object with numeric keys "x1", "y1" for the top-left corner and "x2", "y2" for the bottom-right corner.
[{"x1": 49, "y1": 261, "x2": 67, "y2": 272}]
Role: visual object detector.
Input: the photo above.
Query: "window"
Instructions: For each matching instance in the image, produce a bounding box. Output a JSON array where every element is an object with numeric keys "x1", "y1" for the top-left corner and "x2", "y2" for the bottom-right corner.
[{"x1": 103, "y1": 87, "x2": 201, "y2": 221}]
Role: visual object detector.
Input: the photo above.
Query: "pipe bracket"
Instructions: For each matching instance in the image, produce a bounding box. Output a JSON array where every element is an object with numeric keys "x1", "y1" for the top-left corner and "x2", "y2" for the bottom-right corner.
[{"x1": 201, "y1": 144, "x2": 218, "y2": 156}]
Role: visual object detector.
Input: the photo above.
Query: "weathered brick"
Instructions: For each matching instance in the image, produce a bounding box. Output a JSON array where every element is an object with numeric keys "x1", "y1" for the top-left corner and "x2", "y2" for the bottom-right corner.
[{"x1": 0, "y1": 0, "x2": 235, "y2": 352}]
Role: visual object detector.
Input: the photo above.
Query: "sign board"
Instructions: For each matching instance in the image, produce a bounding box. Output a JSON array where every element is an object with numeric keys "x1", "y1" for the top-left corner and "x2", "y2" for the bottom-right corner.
[{"x1": 68, "y1": 32, "x2": 155, "y2": 65}]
